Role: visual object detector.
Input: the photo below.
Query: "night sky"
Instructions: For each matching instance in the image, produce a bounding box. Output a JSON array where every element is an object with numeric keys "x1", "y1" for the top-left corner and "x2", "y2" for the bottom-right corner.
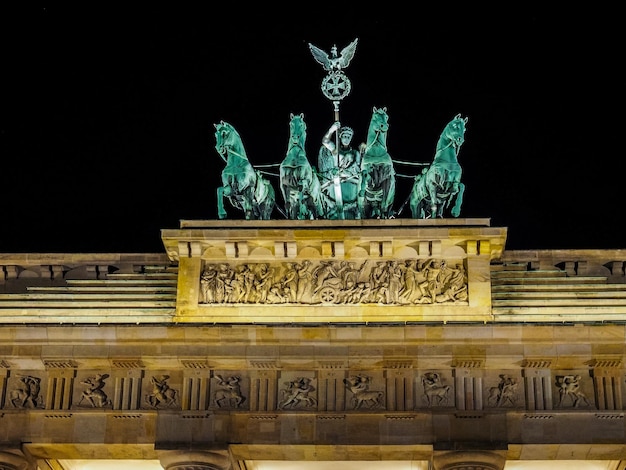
[{"x1": 1, "y1": 7, "x2": 621, "y2": 254}]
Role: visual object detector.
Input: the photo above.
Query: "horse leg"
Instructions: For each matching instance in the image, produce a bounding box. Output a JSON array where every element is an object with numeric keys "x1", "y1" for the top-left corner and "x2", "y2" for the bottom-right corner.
[
  {"x1": 426, "y1": 181, "x2": 440, "y2": 219},
  {"x1": 217, "y1": 187, "x2": 227, "y2": 219},
  {"x1": 241, "y1": 187, "x2": 255, "y2": 220},
  {"x1": 358, "y1": 171, "x2": 370, "y2": 218},
  {"x1": 451, "y1": 182, "x2": 465, "y2": 217},
  {"x1": 384, "y1": 176, "x2": 396, "y2": 218}
]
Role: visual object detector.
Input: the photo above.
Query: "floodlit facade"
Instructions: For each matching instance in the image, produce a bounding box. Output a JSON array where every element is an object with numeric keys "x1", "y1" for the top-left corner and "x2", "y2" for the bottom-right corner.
[{"x1": 1, "y1": 218, "x2": 626, "y2": 470}]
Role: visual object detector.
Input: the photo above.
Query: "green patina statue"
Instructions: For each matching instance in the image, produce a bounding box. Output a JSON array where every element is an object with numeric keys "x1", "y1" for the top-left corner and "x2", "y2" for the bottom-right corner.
[
  {"x1": 214, "y1": 121, "x2": 275, "y2": 220},
  {"x1": 409, "y1": 114, "x2": 468, "y2": 219},
  {"x1": 317, "y1": 121, "x2": 362, "y2": 219},
  {"x1": 279, "y1": 113, "x2": 325, "y2": 220},
  {"x1": 212, "y1": 40, "x2": 467, "y2": 221},
  {"x1": 359, "y1": 106, "x2": 396, "y2": 219}
]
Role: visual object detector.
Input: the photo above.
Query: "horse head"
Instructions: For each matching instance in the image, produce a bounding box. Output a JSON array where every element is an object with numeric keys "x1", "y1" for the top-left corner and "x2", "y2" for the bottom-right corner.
[
  {"x1": 410, "y1": 114, "x2": 468, "y2": 219},
  {"x1": 214, "y1": 120, "x2": 246, "y2": 162},
  {"x1": 371, "y1": 106, "x2": 389, "y2": 132},
  {"x1": 288, "y1": 113, "x2": 307, "y2": 153},
  {"x1": 440, "y1": 113, "x2": 468, "y2": 154},
  {"x1": 360, "y1": 107, "x2": 395, "y2": 219},
  {"x1": 366, "y1": 107, "x2": 389, "y2": 148}
]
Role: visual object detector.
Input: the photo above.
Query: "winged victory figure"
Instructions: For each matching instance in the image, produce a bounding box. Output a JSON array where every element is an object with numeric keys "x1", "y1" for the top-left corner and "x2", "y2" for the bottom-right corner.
[{"x1": 308, "y1": 38, "x2": 359, "y2": 72}]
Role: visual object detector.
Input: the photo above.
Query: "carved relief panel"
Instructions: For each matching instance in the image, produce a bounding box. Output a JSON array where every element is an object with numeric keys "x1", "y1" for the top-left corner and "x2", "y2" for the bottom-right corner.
[
  {"x1": 419, "y1": 371, "x2": 453, "y2": 408},
  {"x1": 199, "y1": 259, "x2": 468, "y2": 306},
  {"x1": 343, "y1": 371, "x2": 385, "y2": 410},
  {"x1": 277, "y1": 372, "x2": 318, "y2": 411},
  {"x1": 484, "y1": 373, "x2": 521, "y2": 408},
  {"x1": 1, "y1": 365, "x2": 616, "y2": 414},
  {"x1": 554, "y1": 371, "x2": 594, "y2": 409},
  {"x1": 6, "y1": 372, "x2": 45, "y2": 409},
  {"x1": 211, "y1": 372, "x2": 249, "y2": 410},
  {"x1": 75, "y1": 372, "x2": 113, "y2": 409},
  {"x1": 143, "y1": 372, "x2": 181, "y2": 410}
]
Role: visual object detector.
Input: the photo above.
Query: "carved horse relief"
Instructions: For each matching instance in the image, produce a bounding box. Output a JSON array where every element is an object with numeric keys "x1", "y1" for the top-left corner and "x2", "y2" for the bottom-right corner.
[
  {"x1": 78, "y1": 374, "x2": 112, "y2": 408},
  {"x1": 10, "y1": 375, "x2": 42, "y2": 409},
  {"x1": 213, "y1": 374, "x2": 245, "y2": 408},
  {"x1": 145, "y1": 375, "x2": 178, "y2": 408},
  {"x1": 344, "y1": 375, "x2": 384, "y2": 409},
  {"x1": 278, "y1": 377, "x2": 318, "y2": 409},
  {"x1": 421, "y1": 372, "x2": 450, "y2": 406}
]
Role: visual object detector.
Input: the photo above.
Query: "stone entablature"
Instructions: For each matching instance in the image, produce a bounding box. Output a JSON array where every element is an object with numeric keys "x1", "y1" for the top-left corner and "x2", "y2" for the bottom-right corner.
[
  {"x1": 162, "y1": 219, "x2": 505, "y2": 323},
  {"x1": 1, "y1": 324, "x2": 625, "y2": 414},
  {"x1": 2, "y1": 323, "x2": 626, "y2": 467}
]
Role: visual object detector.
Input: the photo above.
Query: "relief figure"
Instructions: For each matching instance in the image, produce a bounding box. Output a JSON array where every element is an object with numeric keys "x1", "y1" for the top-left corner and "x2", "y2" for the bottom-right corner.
[
  {"x1": 145, "y1": 375, "x2": 178, "y2": 408},
  {"x1": 344, "y1": 375, "x2": 384, "y2": 410},
  {"x1": 78, "y1": 374, "x2": 112, "y2": 408},
  {"x1": 487, "y1": 374, "x2": 518, "y2": 407},
  {"x1": 213, "y1": 375, "x2": 245, "y2": 408},
  {"x1": 10, "y1": 375, "x2": 42, "y2": 409},
  {"x1": 421, "y1": 372, "x2": 450, "y2": 406},
  {"x1": 556, "y1": 374, "x2": 590, "y2": 408},
  {"x1": 278, "y1": 377, "x2": 317, "y2": 409}
]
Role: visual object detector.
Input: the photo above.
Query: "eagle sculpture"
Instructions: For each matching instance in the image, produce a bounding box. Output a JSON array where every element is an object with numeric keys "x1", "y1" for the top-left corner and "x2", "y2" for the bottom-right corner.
[{"x1": 308, "y1": 38, "x2": 359, "y2": 72}]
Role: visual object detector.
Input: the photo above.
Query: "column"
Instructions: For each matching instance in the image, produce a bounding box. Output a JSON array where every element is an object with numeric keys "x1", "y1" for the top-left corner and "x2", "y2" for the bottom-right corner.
[
  {"x1": 432, "y1": 450, "x2": 506, "y2": 470},
  {"x1": 0, "y1": 450, "x2": 33, "y2": 470},
  {"x1": 158, "y1": 450, "x2": 231, "y2": 470}
]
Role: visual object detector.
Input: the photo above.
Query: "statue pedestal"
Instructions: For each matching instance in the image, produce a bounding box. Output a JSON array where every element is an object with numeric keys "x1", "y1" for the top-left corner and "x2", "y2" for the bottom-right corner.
[{"x1": 160, "y1": 218, "x2": 507, "y2": 324}]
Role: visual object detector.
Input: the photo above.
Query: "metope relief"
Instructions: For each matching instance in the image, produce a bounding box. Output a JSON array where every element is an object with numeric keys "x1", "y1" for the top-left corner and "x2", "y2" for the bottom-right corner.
[
  {"x1": 199, "y1": 259, "x2": 467, "y2": 305},
  {"x1": 212, "y1": 374, "x2": 246, "y2": 409},
  {"x1": 9, "y1": 374, "x2": 43, "y2": 409},
  {"x1": 278, "y1": 376, "x2": 318, "y2": 410},
  {"x1": 486, "y1": 374, "x2": 519, "y2": 408},
  {"x1": 344, "y1": 375, "x2": 385, "y2": 410},
  {"x1": 77, "y1": 374, "x2": 112, "y2": 408},
  {"x1": 421, "y1": 372, "x2": 451, "y2": 407},
  {"x1": 556, "y1": 374, "x2": 591, "y2": 408},
  {"x1": 145, "y1": 375, "x2": 178, "y2": 409}
]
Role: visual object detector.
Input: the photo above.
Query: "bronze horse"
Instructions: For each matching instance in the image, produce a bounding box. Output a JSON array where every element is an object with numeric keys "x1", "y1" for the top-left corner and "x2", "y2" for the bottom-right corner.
[
  {"x1": 279, "y1": 113, "x2": 324, "y2": 219},
  {"x1": 359, "y1": 107, "x2": 396, "y2": 219},
  {"x1": 409, "y1": 114, "x2": 468, "y2": 219},
  {"x1": 214, "y1": 120, "x2": 275, "y2": 220}
]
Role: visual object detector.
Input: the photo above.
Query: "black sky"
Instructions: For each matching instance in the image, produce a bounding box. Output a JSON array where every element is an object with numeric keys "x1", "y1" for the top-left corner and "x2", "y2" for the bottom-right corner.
[{"x1": 1, "y1": 7, "x2": 622, "y2": 253}]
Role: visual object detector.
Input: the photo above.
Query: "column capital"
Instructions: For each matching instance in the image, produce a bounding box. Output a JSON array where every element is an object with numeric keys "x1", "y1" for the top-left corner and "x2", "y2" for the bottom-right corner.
[
  {"x1": 432, "y1": 450, "x2": 506, "y2": 470},
  {"x1": 158, "y1": 450, "x2": 231, "y2": 470},
  {"x1": 0, "y1": 451, "x2": 33, "y2": 470}
]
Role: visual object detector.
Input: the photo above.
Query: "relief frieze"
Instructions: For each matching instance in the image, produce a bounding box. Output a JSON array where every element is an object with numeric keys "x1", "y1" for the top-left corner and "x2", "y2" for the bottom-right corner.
[
  {"x1": 0, "y1": 368, "x2": 604, "y2": 413},
  {"x1": 199, "y1": 258, "x2": 467, "y2": 305}
]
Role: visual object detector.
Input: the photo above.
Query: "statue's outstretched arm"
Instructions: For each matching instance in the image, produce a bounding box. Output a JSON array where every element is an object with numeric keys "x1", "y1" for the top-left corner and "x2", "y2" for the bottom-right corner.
[{"x1": 322, "y1": 121, "x2": 341, "y2": 153}]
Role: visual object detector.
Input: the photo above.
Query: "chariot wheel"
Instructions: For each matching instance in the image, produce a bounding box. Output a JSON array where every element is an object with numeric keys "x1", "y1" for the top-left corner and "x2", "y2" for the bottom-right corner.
[{"x1": 318, "y1": 286, "x2": 338, "y2": 304}]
